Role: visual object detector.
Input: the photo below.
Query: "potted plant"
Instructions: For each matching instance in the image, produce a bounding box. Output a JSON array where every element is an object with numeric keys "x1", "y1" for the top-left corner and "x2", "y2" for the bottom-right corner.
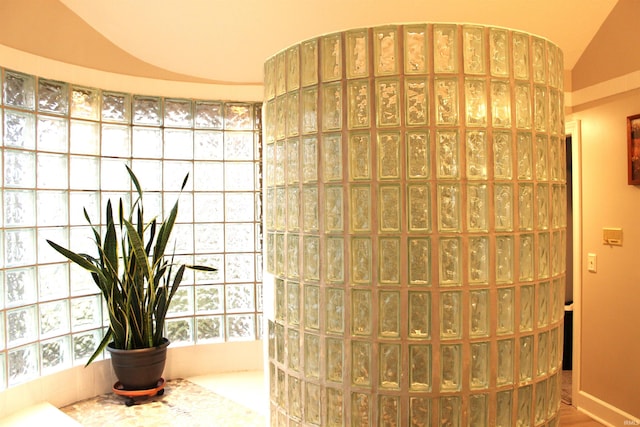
[{"x1": 47, "y1": 165, "x2": 215, "y2": 391}]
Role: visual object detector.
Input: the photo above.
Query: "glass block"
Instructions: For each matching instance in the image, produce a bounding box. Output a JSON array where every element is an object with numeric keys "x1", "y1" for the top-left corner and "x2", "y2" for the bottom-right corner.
[
  {"x1": 102, "y1": 91, "x2": 130, "y2": 123},
  {"x1": 440, "y1": 291, "x2": 461, "y2": 339},
  {"x1": 325, "y1": 185, "x2": 343, "y2": 233},
  {"x1": 4, "y1": 110, "x2": 36, "y2": 148},
  {"x1": 379, "y1": 343, "x2": 400, "y2": 388},
  {"x1": 519, "y1": 184, "x2": 534, "y2": 230},
  {"x1": 286, "y1": 188, "x2": 300, "y2": 232},
  {"x1": 163, "y1": 98, "x2": 193, "y2": 128},
  {"x1": 549, "y1": 328, "x2": 559, "y2": 372},
  {"x1": 321, "y1": 83, "x2": 342, "y2": 131},
  {"x1": 346, "y1": 29, "x2": 369, "y2": 78},
  {"x1": 441, "y1": 344, "x2": 461, "y2": 392},
  {"x1": 4, "y1": 70, "x2": 35, "y2": 109},
  {"x1": 350, "y1": 185, "x2": 370, "y2": 232},
  {"x1": 38, "y1": 78, "x2": 69, "y2": 115},
  {"x1": 403, "y1": 24, "x2": 428, "y2": 74},
  {"x1": 379, "y1": 238, "x2": 400, "y2": 284},
  {"x1": 264, "y1": 56, "x2": 275, "y2": 101},
  {"x1": 497, "y1": 338, "x2": 514, "y2": 386},
  {"x1": 195, "y1": 101, "x2": 223, "y2": 129},
  {"x1": 436, "y1": 130, "x2": 459, "y2": 178},
  {"x1": 301, "y1": 39, "x2": 318, "y2": 87},
  {"x1": 532, "y1": 37, "x2": 547, "y2": 84},
  {"x1": 493, "y1": 132, "x2": 513, "y2": 179},
  {"x1": 519, "y1": 335, "x2": 534, "y2": 382},
  {"x1": 535, "y1": 134, "x2": 549, "y2": 180},
  {"x1": 435, "y1": 78, "x2": 458, "y2": 126},
  {"x1": 287, "y1": 281, "x2": 300, "y2": 325},
  {"x1": 37, "y1": 116, "x2": 68, "y2": 152},
  {"x1": 225, "y1": 103, "x2": 253, "y2": 130},
  {"x1": 470, "y1": 342, "x2": 489, "y2": 389},
  {"x1": 322, "y1": 133, "x2": 342, "y2": 182},
  {"x1": 347, "y1": 79, "x2": 370, "y2": 129},
  {"x1": 275, "y1": 279, "x2": 285, "y2": 322},
  {"x1": 8, "y1": 343, "x2": 39, "y2": 385},
  {"x1": 301, "y1": 88, "x2": 318, "y2": 135},
  {"x1": 408, "y1": 291, "x2": 430, "y2": 338},
  {"x1": 351, "y1": 237, "x2": 372, "y2": 285},
  {"x1": 163, "y1": 128, "x2": 193, "y2": 160},
  {"x1": 538, "y1": 233, "x2": 551, "y2": 280},
  {"x1": 132, "y1": 127, "x2": 163, "y2": 158},
  {"x1": 535, "y1": 379, "x2": 548, "y2": 425},
  {"x1": 408, "y1": 185, "x2": 430, "y2": 232},
  {"x1": 537, "y1": 330, "x2": 550, "y2": 378},
  {"x1": 438, "y1": 184, "x2": 460, "y2": 232},
  {"x1": 379, "y1": 395, "x2": 399, "y2": 426},
  {"x1": 225, "y1": 253, "x2": 255, "y2": 283},
  {"x1": 326, "y1": 287, "x2": 343, "y2": 333},
  {"x1": 287, "y1": 91, "x2": 300, "y2": 137},
  {"x1": 275, "y1": 96, "x2": 286, "y2": 141},
  {"x1": 226, "y1": 283, "x2": 255, "y2": 314},
  {"x1": 467, "y1": 185, "x2": 488, "y2": 233},
  {"x1": 352, "y1": 340, "x2": 371, "y2": 386},
  {"x1": 466, "y1": 130, "x2": 487, "y2": 179},
  {"x1": 534, "y1": 86, "x2": 548, "y2": 132},
  {"x1": 132, "y1": 95, "x2": 162, "y2": 125},
  {"x1": 379, "y1": 185, "x2": 400, "y2": 232},
  {"x1": 287, "y1": 375, "x2": 302, "y2": 420},
  {"x1": 69, "y1": 190, "x2": 99, "y2": 226},
  {"x1": 549, "y1": 88, "x2": 561, "y2": 135},
  {"x1": 303, "y1": 235, "x2": 320, "y2": 281},
  {"x1": 519, "y1": 234, "x2": 534, "y2": 281},
  {"x1": 71, "y1": 86, "x2": 100, "y2": 120},
  {"x1": 275, "y1": 52, "x2": 286, "y2": 96},
  {"x1": 303, "y1": 284, "x2": 319, "y2": 331},
  {"x1": 167, "y1": 285, "x2": 194, "y2": 316},
  {"x1": 325, "y1": 387, "x2": 343, "y2": 426},
  {"x1": 408, "y1": 238, "x2": 430, "y2": 285},
  {"x1": 376, "y1": 78, "x2": 400, "y2": 127},
  {"x1": 302, "y1": 186, "x2": 318, "y2": 232},
  {"x1": 517, "y1": 384, "x2": 533, "y2": 426},
  {"x1": 196, "y1": 316, "x2": 224, "y2": 343},
  {"x1": 4, "y1": 190, "x2": 35, "y2": 227},
  {"x1": 349, "y1": 132, "x2": 371, "y2": 180},
  {"x1": 352, "y1": 289, "x2": 372, "y2": 336},
  {"x1": 496, "y1": 390, "x2": 513, "y2": 427},
  {"x1": 495, "y1": 184, "x2": 513, "y2": 231},
  {"x1": 515, "y1": 83, "x2": 532, "y2": 129},
  {"x1": 407, "y1": 131, "x2": 429, "y2": 178},
  {"x1": 433, "y1": 24, "x2": 458, "y2": 73},
  {"x1": 378, "y1": 291, "x2": 400, "y2": 337},
  {"x1": 513, "y1": 32, "x2": 530, "y2": 80},
  {"x1": 374, "y1": 26, "x2": 399, "y2": 76},
  {"x1": 439, "y1": 237, "x2": 461, "y2": 285},
  {"x1": 469, "y1": 394, "x2": 488, "y2": 427},
  {"x1": 5, "y1": 267, "x2": 36, "y2": 307},
  {"x1": 409, "y1": 397, "x2": 430, "y2": 427},
  {"x1": 37, "y1": 263, "x2": 69, "y2": 301},
  {"x1": 492, "y1": 80, "x2": 511, "y2": 128},
  {"x1": 70, "y1": 120, "x2": 99, "y2": 155},
  {"x1": 465, "y1": 79, "x2": 487, "y2": 127},
  {"x1": 463, "y1": 25, "x2": 486, "y2": 75},
  {"x1": 469, "y1": 290, "x2": 489, "y2": 337},
  {"x1": 497, "y1": 287, "x2": 514, "y2": 335},
  {"x1": 304, "y1": 332, "x2": 320, "y2": 379},
  {"x1": 490, "y1": 28, "x2": 510, "y2": 77},
  {"x1": 286, "y1": 45, "x2": 300, "y2": 92},
  {"x1": 224, "y1": 162, "x2": 253, "y2": 191},
  {"x1": 321, "y1": 33, "x2": 342, "y2": 82},
  {"x1": 5, "y1": 228, "x2": 35, "y2": 267},
  {"x1": 41, "y1": 336, "x2": 70, "y2": 373},
  {"x1": 165, "y1": 317, "x2": 193, "y2": 344},
  {"x1": 4, "y1": 150, "x2": 34, "y2": 189},
  {"x1": 100, "y1": 124, "x2": 130, "y2": 158},
  {"x1": 195, "y1": 285, "x2": 223, "y2": 313},
  {"x1": 378, "y1": 132, "x2": 400, "y2": 179},
  {"x1": 302, "y1": 136, "x2": 318, "y2": 183},
  {"x1": 70, "y1": 295, "x2": 101, "y2": 331},
  {"x1": 8, "y1": 306, "x2": 39, "y2": 347},
  {"x1": 407, "y1": 344, "x2": 431, "y2": 391},
  {"x1": 537, "y1": 183, "x2": 550, "y2": 229},
  {"x1": 226, "y1": 314, "x2": 255, "y2": 341}
]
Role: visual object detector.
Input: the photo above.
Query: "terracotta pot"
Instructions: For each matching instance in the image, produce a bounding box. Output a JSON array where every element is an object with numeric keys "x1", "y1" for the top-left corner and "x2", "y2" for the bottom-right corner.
[{"x1": 107, "y1": 338, "x2": 170, "y2": 390}]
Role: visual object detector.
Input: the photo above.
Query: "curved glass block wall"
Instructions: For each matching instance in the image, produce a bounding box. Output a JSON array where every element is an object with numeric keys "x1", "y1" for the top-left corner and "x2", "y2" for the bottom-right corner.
[
  {"x1": 0, "y1": 68, "x2": 263, "y2": 390},
  {"x1": 264, "y1": 24, "x2": 566, "y2": 426}
]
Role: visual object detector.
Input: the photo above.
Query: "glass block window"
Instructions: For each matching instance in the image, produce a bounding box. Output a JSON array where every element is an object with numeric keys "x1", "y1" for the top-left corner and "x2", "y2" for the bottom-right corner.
[{"x1": 0, "y1": 68, "x2": 263, "y2": 389}]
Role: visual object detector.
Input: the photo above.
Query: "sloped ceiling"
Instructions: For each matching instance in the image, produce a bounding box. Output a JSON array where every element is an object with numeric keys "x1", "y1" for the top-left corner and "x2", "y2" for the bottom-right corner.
[{"x1": 0, "y1": 0, "x2": 619, "y2": 85}]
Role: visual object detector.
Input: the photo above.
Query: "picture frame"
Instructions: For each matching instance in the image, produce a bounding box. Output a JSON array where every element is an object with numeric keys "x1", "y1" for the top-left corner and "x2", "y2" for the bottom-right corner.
[{"x1": 627, "y1": 114, "x2": 640, "y2": 185}]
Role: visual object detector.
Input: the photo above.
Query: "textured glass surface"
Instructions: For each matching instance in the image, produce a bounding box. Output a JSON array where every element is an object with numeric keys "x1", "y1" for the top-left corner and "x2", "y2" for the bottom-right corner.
[
  {"x1": 5, "y1": 111, "x2": 36, "y2": 149},
  {"x1": 102, "y1": 91, "x2": 129, "y2": 123},
  {"x1": 38, "y1": 78, "x2": 68, "y2": 114},
  {"x1": 374, "y1": 26, "x2": 399, "y2": 76},
  {"x1": 4, "y1": 71, "x2": 35, "y2": 110},
  {"x1": 37, "y1": 116, "x2": 68, "y2": 152},
  {"x1": 71, "y1": 86, "x2": 99, "y2": 120}
]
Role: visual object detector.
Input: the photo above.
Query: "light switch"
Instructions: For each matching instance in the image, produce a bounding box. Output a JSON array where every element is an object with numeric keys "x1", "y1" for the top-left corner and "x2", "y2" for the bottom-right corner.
[
  {"x1": 603, "y1": 227, "x2": 623, "y2": 246},
  {"x1": 587, "y1": 253, "x2": 597, "y2": 273}
]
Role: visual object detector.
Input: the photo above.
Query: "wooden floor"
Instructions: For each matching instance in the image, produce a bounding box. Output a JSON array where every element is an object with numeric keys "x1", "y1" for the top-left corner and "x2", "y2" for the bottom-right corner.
[{"x1": 560, "y1": 403, "x2": 604, "y2": 426}]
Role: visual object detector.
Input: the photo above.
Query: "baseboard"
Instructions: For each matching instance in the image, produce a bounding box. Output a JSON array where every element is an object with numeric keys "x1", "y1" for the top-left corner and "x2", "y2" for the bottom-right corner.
[{"x1": 576, "y1": 390, "x2": 640, "y2": 427}]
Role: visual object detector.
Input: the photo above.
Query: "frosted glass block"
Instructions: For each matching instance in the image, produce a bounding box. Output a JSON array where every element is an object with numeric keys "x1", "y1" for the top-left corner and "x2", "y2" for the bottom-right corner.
[
  {"x1": 4, "y1": 150, "x2": 35, "y2": 188},
  {"x1": 407, "y1": 131, "x2": 429, "y2": 179},
  {"x1": 275, "y1": 52, "x2": 286, "y2": 96},
  {"x1": 352, "y1": 289, "x2": 372, "y2": 336},
  {"x1": 492, "y1": 80, "x2": 512, "y2": 128},
  {"x1": 493, "y1": 132, "x2": 513, "y2": 179},
  {"x1": 5, "y1": 267, "x2": 36, "y2": 307},
  {"x1": 408, "y1": 185, "x2": 430, "y2": 232},
  {"x1": 404, "y1": 24, "x2": 428, "y2": 74},
  {"x1": 225, "y1": 253, "x2": 255, "y2": 283},
  {"x1": 4, "y1": 110, "x2": 36, "y2": 148},
  {"x1": 517, "y1": 385, "x2": 533, "y2": 426},
  {"x1": 496, "y1": 390, "x2": 513, "y2": 427},
  {"x1": 536, "y1": 183, "x2": 550, "y2": 229},
  {"x1": 287, "y1": 281, "x2": 300, "y2": 325},
  {"x1": 376, "y1": 78, "x2": 401, "y2": 127},
  {"x1": 133, "y1": 95, "x2": 162, "y2": 125},
  {"x1": 350, "y1": 185, "x2": 370, "y2": 232},
  {"x1": 549, "y1": 136, "x2": 562, "y2": 182},
  {"x1": 532, "y1": 38, "x2": 547, "y2": 84},
  {"x1": 225, "y1": 131, "x2": 255, "y2": 160},
  {"x1": 70, "y1": 120, "x2": 99, "y2": 155},
  {"x1": 515, "y1": 84, "x2": 532, "y2": 129},
  {"x1": 408, "y1": 345, "x2": 431, "y2": 391},
  {"x1": 286, "y1": 45, "x2": 300, "y2": 92},
  {"x1": 71, "y1": 86, "x2": 99, "y2": 120},
  {"x1": 410, "y1": 397, "x2": 430, "y2": 427},
  {"x1": 538, "y1": 233, "x2": 551, "y2": 279},
  {"x1": 37, "y1": 153, "x2": 68, "y2": 189},
  {"x1": 352, "y1": 340, "x2": 371, "y2": 385},
  {"x1": 225, "y1": 103, "x2": 253, "y2": 130},
  {"x1": 349, "y1": 132, "x2": 371, "y2": 180},
  {"x1": 497, "y1": 339, "x2": 514, "y2": 386},
  {"x1": 379, "y1": 238, "x2": 400, "y2": 284},
  {"x1": 130, "y1": 159, "x2": 161, "y2": 191},
  {"x1": 552, "y1": 185, "x2": 565, "y2": 228},
  {"x1": 286, "y1": 92, "x2": 300, "y2": 138},
  {"x1": 441, "y1": 344, "x2": 461, "y2": 392},
  {"x1": 132, "y1": 127, "x2": 163, "y2": 158},
  {"x1": 69, "y1": 191, "x2": 99, "y2": 226},
  {"x1": 439, "y1": 237, "x2": 461, "y2": 285},
  {"x1": 226, "y1": 284, "x2": 255, "y2": 313},
  {"x1": 7, "y1": 305, "x2": 37, "y2": 346},
  {"x1": 379, "y1": 343, "x2": 400, "y2": 389},
  {"x1": 322, "y1": 83, "x2": 342, "y2": 132},
  {"x1": 440, "y1": 291, "x2": 461, "y2": 339},
  {"x1": 41, "y1": 336, "x2": 70, "y2": 373},
  {"x1": 322, "y1": 133, "x2": 342, "y2": 182},
  {"x1": 164, "y1": 98, "x2": 193, "y2": 128},
  {"x1": 519, "y1": 234, "x2": 534, "y2": 281},
  {"x1": 463, "y1": 25, "x2": 486, "y2": 75},
  {"x1": 264, "y1": 57, "x2": 275, "y2": 101},
  {"x1": 534, "y1": 86, "x2": 548, "y2": 132},
  {"x1": 37, "y1": 116, "x2": 68, "y2": 152},
  {"x1": 379, "y1": 186, "x2": 400, "y2": 232},
  {"x1": 70, "y1": 295, "x2": 101, "y2": 331},
  {"x1": 302, "y1": 186, "x2": 318, "y2": 232},
  {"x1": 519, "y1": 184, "x2": 534, "y2": 230},
  {"x1": 304, "y1": 333, "x2": 320, "y2": 378},
  {"x1": 465, "y1": 79, "x2": 487, "y2": 126},
  {"x1": 325, "y1": 185, "x2": 343, "y2": 232},
  {"x1": 347, "y1": 80, "x2": 370, "y2": 129},
  {"x1": 4, "y1": 70, "x2": 35, "y2": 109},
  {"x1": 468, "y1": 185, "x2": 488, "y2": 233},
  {"x1": 537, "y1": 281, "x2": 550, "y2": 329},
  {"x1": 351, "y1": 237, "x2": 371, "y2": 284},
  {"x1": 325, "y1": 236, "x2": 344, "y2": 284},
  {"x1": 195, "y1": 131, "x2": 223, "y2": 161},
  {"x1": 534, "y1": 379, "x2": 548, "y2": 425},
  {"x1": 168, "y1": 286, "x2": 194, "y2": 316},
  {"x1": 300, "y1": 39, "x2": 318, "y2": 87},
  {"x1": 433, "y1": 24, "x2": 458, "y2": 73},
  {"x1": 517, "y1": 133, "x2": 533, "y2": 180},
  {"x1": 193, "y1": 161, "x2": 222, "y2": 192},
  {"x1": 490, "y1": 28, "x2": 510, "y2": 77},
  {"x1": 520, "y1": 335, "x2": 534, "y2": 382},
  {"x1": 304, "y1": 284, "x2": 320, "y2": 330},
  {"x1": 321, "y1": 33, "x2": 342, "y2": 82},
  {"x1": 286, "y1": 328, "x2": 300, "y2": 371},
  {"x1": 469, "y1": 290, "x2": 489, "y2": 337},
  {"x1": 38, "y1": 78, "x2": 68, "y2": 114},
  {"x1": 379, "y1": 395, "x2": 399, "y2": 426},
  {"x1": 469, "y1": 394, "x2": 488, "y2": 427},
  {"x1": 166, "y1": 317, "x2": 194, "y2": 344},
  {"x1": 4, "y1": 190, "x2": 35, "y2": 227},
  {"x1": 286, "y1": 188, "x2": 300, "y2": 231},
  {"x1": 436, "y1": 130, "x2": 459, "y2": 178},
  {"x1": 305, "y1": 383, "x2": 321, "y2": 425},
  {"x1": 466, "y1": 131, "x2": 487, "y2": 179},
  {"x1": 194, "y1": 101, "x2": 223, "y2": 129},
  {"x1": 196, "y1": 316, "x2": 224, "y2": 343},
  {"x1": 5, "y1": 229, "x2": 35, "y2": 267},
  {"x1": 100, "y1": 124, "x2": 130, "y2": 158},
  {"x1": 549, "y1": 89, "x2": 561, "y2": 135},
  {"x1": 223, "y1": 192, "x2": 254, "y2": 222},
  {"x1": 224, "y1": 162, "x2": 254, "y2": 191},
  {"x1": 438, "y1": 184, "x2": 460, "y2": 232},
  {"x1": 346, "y1": 29, "x2": 369, "y2": 78},
  {"x1": 288, "y1": 375, "x2": 302, "y2": 420},
  {"x1": 99, "y1": 159, "x2": 129, "y2": 191},
  {"x1": 195, "y1": 285, "x2": 223, "y2": 313},
  {"x1": 374, "y1": 26, "x2": 399, "y2": 76},
  {"x1": 164, "y1": 129, "x2": 193, "y2": 160},
  {"x1": 194, "y1": 223, "x2": 223, "y2": 253},
  {"x1": 408, "y1": 291, "x2": 430, "y2": 338},
  {"x1": 497, "y1": 287, "x2": 514, "y2": 335},
  {"x1": 101, "y1": 91, "x2": 130, "y2": 123},
  {"x1": 435, "y1": 79, "x2": 458, "y2": 126},
  {"x1": 513, "y1": 32, "x2": 530, "y2": 80},
  {"x1": 164, "y1": 160, "x2": 193, "y2": 191},
  {"x1": 302, "y1": 136, "x2": 318, "y2": 183},
  {"x1": 38, "y1": 263, "x2": 69, "y2": 301},
  {"x1": 275, "y1": 279, "x2": 285, "y2": 321},
  {"x1": 326, "y1": 287, "x2": 343, "y2": 332},
  {"x1": 378, "y1": 132, "x2": 400, "y2": 179},
  {"x1": 496, "y1": 236, "x2": 514, "y2": 284},
  {"x1": 264, "y1": 100, "x2": 275, "y2": 144},
  {"x1": 276, "y1": 96, "x2": 286, "y2": 140},
  {"x1": 8, "y1": 343, "x2": 39, "y2": 385},
  {"x1": 495, "y1": 184, "x2": 513, "y2": 231},
  {"x1": 379, "y1": 291, "x2": 400, "y2": 337},
  {"x1": 470, "y1": 342, "x2": 489, "y2": 389}
]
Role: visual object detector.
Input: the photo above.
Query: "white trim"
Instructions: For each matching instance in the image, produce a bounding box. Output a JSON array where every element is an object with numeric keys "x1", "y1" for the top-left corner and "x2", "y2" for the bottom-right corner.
[
  {"x1": 575, "y1": 390, "x2": 640, "y2": 427},
  {"x1": 566, "y1": 70, "x2": 640, "y2": 108}
]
